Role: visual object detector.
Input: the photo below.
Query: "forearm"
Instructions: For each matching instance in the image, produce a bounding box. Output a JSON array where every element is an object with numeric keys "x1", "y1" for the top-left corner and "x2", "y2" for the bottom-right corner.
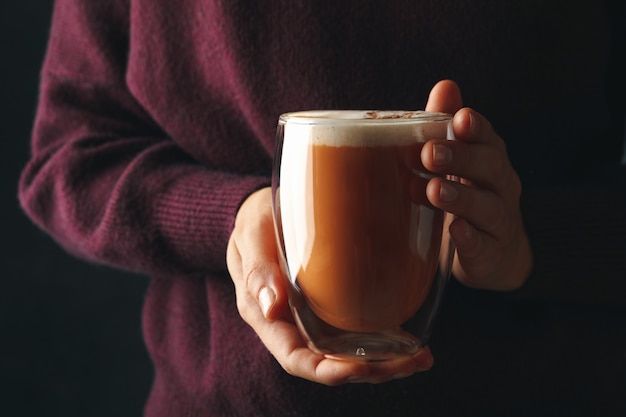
[{"x1": 19, "y1": 69, "x2": 269, "y2": 277}]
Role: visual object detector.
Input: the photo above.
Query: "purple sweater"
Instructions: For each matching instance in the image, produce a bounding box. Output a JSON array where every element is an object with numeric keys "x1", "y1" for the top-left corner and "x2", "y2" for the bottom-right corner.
[{"x1": 19, "y1": 0, "x2": 626, "y2": 415}]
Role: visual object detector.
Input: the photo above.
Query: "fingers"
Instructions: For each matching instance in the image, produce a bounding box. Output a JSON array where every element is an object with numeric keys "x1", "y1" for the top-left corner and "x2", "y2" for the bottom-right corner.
[
  {"x1": 424, "y1": 177, "x2": 511, "y2": 240},
  {"x1": 226, "y1": 190, "x2": 291, "y2": 369},
  {"x1": 227, "y1": 237, "x2": 286, "y2": 325},
  {"x1": 227, "y1": 188, "x2": 435, "y2": 385},
  {"x1": 451, "y1": 107, "x2": 507, "y2": 152},
  {"x1": 248, "y1": 303, "x2": 434, "y2": 385},
  {"x1": 425, "y1": 79, "x2": 463, "y2": 114},
  {"x1": 424, "y1": 84, "x2": 519, "y2": 196},
  {"x1": 422, "y1": 174, "x2": 530, "y2": 290},
  {"x1": 243, "y1": 303, "x2": 370, "y2": 385},
  {"x1": 420, "y1": 107, "x2": 522, "y2": 230},
  {"x1": 422, "y1": 140, "x2": 521, "y2": 200},
  {"x1": 421, "y1": 108, "x2": 521, "y2": 198},
  {"x1": 419, "y1": 92, "x2": 532, "y2": 290},
  {"x1": 260, "y1": 321, "x2": 434, "y2": 385},
  {"x1": 227, "y1": 188, "x2": 288, "y2": 322},
  {"x1": 228, "y1": 201, "x2": 361, "y2": 385}
]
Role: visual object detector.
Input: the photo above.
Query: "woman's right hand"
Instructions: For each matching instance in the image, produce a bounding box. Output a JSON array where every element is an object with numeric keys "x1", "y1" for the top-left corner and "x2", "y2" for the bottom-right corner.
[{"x1": 226, "y1": 187, "x2": 434, "y2": 385}]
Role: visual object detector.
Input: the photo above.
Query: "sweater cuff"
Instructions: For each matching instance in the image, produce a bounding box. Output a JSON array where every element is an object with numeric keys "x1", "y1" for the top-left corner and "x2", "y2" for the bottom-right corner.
[{"x1": 152, "y1": 169, "x2": 271, "y2": 275}]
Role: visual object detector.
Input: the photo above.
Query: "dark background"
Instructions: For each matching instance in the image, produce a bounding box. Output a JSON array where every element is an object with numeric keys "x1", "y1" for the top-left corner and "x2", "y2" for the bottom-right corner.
[{"x1": 1, "y1": 2, "x2": 153, "y2": 416}]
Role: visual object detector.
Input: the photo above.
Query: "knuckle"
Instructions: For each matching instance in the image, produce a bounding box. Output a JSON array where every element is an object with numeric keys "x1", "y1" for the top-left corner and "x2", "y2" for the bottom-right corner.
[
  {"x1": 243, "y1": 261, "x2": 266, "y2": 294},
  {"x1": 234, "y1": 263, "x2": 269, "y2": 319}
]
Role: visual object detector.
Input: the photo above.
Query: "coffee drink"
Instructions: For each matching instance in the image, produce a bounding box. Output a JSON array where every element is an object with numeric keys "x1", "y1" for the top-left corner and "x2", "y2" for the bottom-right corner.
[{"x1": 276, "y1": 111, "x2": 450, "y2": 333}]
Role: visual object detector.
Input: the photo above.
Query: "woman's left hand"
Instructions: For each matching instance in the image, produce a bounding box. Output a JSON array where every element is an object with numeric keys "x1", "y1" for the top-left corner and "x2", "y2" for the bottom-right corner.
[{"x1": 421, "y1": 80, "x2": 533, "y2": 291}]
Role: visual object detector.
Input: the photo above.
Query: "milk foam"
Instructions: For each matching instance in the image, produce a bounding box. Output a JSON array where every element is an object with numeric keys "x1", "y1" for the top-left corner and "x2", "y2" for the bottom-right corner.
[{"x1": 281, "y1": 110, "x2": 451, "y2": 147}]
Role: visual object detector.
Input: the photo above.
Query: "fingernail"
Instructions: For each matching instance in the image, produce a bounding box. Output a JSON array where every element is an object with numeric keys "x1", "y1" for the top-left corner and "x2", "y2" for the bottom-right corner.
[
  {"x1": 258, "y1": 287, "x2": 276, "y2": 318},
  {"x1": 439, "y1": 182, "x2": 458, "y2": 202},
  {"x1": 433, "y1": 144, "x2": 452, "y2": 166}
]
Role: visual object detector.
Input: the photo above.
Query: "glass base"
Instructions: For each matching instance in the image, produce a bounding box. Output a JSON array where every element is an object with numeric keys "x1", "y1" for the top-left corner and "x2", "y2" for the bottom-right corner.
[
  {"x1": 318, "y1": 332, "x2": 421, "y2": 362},
  {"x1": 291, "y1": 301, "x2": 422, "y2": 362}
]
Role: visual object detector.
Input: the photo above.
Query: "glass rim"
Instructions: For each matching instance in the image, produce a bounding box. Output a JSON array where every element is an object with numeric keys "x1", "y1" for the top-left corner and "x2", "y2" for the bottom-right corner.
[{"x1": 279, "y1": 110, "x2": 452, "y2": 125}]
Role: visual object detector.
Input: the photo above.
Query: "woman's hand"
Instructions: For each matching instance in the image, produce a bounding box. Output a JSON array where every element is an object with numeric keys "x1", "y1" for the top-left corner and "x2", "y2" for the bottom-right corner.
[
  {"x1": 226, "y1": 187, "x2": 434, "y2": 385},
  {"x1": 422, "y1": 80, "x2": 533, "y2": 291}
]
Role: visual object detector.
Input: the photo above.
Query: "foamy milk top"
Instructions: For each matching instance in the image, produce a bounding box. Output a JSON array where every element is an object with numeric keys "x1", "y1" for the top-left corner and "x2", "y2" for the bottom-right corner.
[{"x1": 280, "y1": 110, "x2": 452, "y2": 147}]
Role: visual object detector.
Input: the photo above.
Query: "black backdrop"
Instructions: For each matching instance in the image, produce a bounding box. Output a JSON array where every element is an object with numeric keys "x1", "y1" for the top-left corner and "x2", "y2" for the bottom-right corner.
[{"x1": 1, "y1": 2, "x2": 153, "y2": 415}]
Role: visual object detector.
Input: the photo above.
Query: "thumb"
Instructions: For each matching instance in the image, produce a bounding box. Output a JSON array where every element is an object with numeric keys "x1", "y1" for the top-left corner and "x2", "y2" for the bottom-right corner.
[
  {"x1": 243, "y1": 252, "x2": 288, "y2": 321},
  {"x1": 227, "y1": 188, "x2": 289, "y2": 322},
  {"x1": 425, "y1": 80, "x2": 463, "y2": 114}
]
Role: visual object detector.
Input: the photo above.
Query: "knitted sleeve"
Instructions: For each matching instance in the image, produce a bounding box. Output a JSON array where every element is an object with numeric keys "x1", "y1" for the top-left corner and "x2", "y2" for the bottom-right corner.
[{"x1": 18, "y1": 0, "x2": 269, "y2": 277}]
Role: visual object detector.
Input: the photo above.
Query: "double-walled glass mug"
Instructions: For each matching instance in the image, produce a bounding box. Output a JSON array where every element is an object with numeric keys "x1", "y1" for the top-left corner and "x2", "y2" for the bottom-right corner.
[{"x1": 272, "y1": 110, "x2": 455, "y2": 361}]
